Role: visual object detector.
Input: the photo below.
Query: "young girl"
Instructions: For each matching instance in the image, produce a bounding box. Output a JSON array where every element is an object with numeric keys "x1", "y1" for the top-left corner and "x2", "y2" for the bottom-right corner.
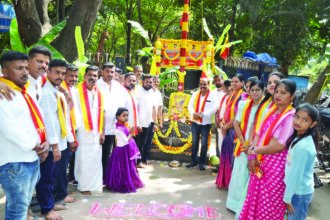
[
  {"x1": 104, "y1": 107, "x2": 144, "y2": 193},
  {"x1": 284, "y1": 103, "x2": 318, "y2": 220}
]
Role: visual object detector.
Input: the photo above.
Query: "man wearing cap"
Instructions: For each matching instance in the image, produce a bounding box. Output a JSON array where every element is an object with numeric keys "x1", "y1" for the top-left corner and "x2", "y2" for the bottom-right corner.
[{"x1": 187, "y1": 72, "x2": 217, "y2": 171}]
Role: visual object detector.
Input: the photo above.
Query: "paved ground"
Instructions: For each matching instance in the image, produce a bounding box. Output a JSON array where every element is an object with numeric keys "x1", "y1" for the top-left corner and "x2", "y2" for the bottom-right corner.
[{"x1": 1, "y1": 161, "x2": 330, "y2": 219}]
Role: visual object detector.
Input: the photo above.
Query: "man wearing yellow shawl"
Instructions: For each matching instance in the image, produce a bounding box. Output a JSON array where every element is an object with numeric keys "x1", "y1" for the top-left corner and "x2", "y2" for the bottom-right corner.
[
  {"x1": 187, "y1": 72, "x2": 217, "y2": 171},
  {"x1": 75, "y1": 66, "x2": 105, "y2": 195},
  {"x1": 0, "y1": 51, "x2": 48, "y2": 220},
  {"x1": 36, "y1": 59, "x2": 76, "y2": 220}
]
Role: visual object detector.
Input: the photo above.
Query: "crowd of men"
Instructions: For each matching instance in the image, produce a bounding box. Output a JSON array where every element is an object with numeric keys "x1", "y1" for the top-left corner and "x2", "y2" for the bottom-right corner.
[{"x1": 0, "y1": 47, "x2": 163, "y2": 220}]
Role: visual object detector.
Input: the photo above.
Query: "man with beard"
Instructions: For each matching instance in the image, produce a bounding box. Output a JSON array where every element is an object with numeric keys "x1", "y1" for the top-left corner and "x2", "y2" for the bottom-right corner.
[
  {"x1": 36, "y1": 59, "x2": 76, "y2": 220},
  {"x1": 122, "y1": 72, "x2": 140, "y2": 136},
  {"x1": 97, "y1": 62, "x2": 125, "y2": 182},
  {"x1": 0, "y1": 51, "x2": 48, "y2": 220},
  {"x1": 75, "y1": 66, "x2": 105, "y2": 195},
  {"x1": 187, "y1": 73, "x2": 217, "y2": 171},
  {"x1": 135, "y1": 74, "x2": 157, "y2": 167},
  {"x1": 54, "y1": 64, "x2": 81, "y2": 205}
]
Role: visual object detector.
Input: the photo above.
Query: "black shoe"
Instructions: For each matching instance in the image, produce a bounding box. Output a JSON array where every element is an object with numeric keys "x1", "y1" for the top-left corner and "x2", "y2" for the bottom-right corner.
[
  {"x1": 186, "y1": 162, "x2": 197, "y2": 168},
  {"x1": 199, "y1": 164, "x2": 206, "y2": 171}
]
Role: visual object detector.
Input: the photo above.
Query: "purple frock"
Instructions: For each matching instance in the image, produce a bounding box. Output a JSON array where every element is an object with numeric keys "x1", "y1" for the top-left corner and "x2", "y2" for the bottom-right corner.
[{"x1": 104, "y1": 122, "x2": 144, "y2": 193}]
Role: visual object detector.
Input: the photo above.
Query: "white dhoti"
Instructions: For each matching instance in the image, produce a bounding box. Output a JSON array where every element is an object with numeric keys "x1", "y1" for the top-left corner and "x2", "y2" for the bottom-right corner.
[{"x1": 75, "y1": 130, "x2": 103, "y2": 192}]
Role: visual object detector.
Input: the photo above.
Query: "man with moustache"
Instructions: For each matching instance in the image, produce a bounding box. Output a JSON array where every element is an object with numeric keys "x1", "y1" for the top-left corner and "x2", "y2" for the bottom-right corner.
[
  {"x1": 54, "y1": 64, "x2": 81, "y2": 205},
  {"x1": 122, "y1": 72, "x2": 140, "y2": 136},
  {"x1": 97, "y1": 62, "x2": 125, "y2": 182},
  {"x1": 36, "y1": 59, "x2": 76, "y2": 220},
  {"x1": 62, "y1": 64, "x2": 81, "y2": 184},
  {"x1": 135, "y1": 74, "x2": 157, "y2": 167},
  {"x1": 27, "y1": 46, "x2": 52, "y2": 101},
  {"x1": 75, "y1": 66, "x2": 105, "y2": 195},
  {"x1": 0, "y1": 51, "x2": 48, "y2": 220},
  {"x1": 0, "y1": 46, "x2": 51, "y2": 101},
  {"x1": 143, "y1": 76, "x2": 164, "y2": 166},
  {"x1": 187, "y1": 72, "x2": 217, "y2": 171}
]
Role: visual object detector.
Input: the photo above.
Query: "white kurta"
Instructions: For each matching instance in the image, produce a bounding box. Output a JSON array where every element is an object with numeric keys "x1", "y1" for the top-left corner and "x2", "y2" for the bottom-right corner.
[{"x1": 75, "y1": 88, "x2": 103, "y2": 192}]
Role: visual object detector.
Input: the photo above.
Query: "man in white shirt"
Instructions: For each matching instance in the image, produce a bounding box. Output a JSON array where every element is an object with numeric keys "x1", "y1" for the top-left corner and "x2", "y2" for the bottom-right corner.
[
  {"x1": 122, "y1": 72, "x2": 140, "y2": 136},
  {"x1": 36, "y1": 59, "x2": 76, "y2": 220},
  {"x1": 75, "y1": 66, "x2": 105, "y2": 195},
  {"x1": 187, "y1": 73, "x2": 217, "y2": 171},
  {"x1": 97, "y1": 62, "x2": 125, "y2": 181},
  {"x1": 0, "y1": 51, "x2": 48, "y2": 220},
  {"x1": 63, "y1": 64, "x2": 81, "y2": 184},
  {"x1": 55, "y1": 64, "x2": 81, "y2": 204},
  {"x1": 143, "y1": 76, "x2": 164, "y2": 165},
  {"x1": 27, "y1": 46, "x2": 52, "y2": 101},
  {"x1": 135, "y1": 74, "x2": 157, "y2": 167}
]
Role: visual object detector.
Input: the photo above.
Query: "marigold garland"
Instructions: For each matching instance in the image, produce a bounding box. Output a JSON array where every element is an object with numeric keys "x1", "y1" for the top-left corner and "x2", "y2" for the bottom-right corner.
[
  {"x1": 154, "y1": 119, "x2": 192, "y2": 154},
  {"x1": 153, "y1": 131, "x2": 192, "y2": 154}
]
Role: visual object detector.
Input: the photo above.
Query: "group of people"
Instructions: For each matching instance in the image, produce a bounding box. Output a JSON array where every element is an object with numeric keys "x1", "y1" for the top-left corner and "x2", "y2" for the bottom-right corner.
[
  {"x1": 186, "y1": 71, "x2": 317, "y2": 219},
  {"x1": 0, "y1": 47, "x2": 163, "y2": 220},
  {"x1": 0, "y1": 46, "x2": 318, "y2": 220}
]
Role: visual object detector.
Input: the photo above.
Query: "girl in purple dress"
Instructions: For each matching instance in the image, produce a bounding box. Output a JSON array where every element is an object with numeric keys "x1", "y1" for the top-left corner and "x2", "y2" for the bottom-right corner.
[{"x1": 104, "y1": 107, "x2": 144, "y2": 193}]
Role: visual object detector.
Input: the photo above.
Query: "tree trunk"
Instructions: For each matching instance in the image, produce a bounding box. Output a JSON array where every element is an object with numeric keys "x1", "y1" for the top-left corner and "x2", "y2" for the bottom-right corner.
[
  {"x1": 304, "y1": 64, "x2": 330, "y2": 103},
  {"x1": 228, "y1": 1, "x2": 238, "y2": 56},
  {"x1": 56, "y1": 0, "x2": 66, "y2": 23},
  {"x1": 53, "y1": 0, "x2": 102, "y2": 62},
  {"x1": 13, "y1": 0, "x2": 43, "y2": 46},
  {"x1": 35, "y1": 0, "x2": 52, "y2": 35},
  {"x1": 125, "y1": 0, "x2": 134, "y2": 66},
  {"x1": 137, "y1": 0, "x2": 145, "y2": 48}
]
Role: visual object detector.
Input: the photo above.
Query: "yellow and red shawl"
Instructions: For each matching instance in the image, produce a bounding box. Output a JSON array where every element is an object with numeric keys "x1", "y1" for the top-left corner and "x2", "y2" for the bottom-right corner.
[
  {"x1": 0, "y1": 78, "x2": 46, "y2": 143},
  {"x1": 77, "y1": 81, "x2": 104, "y2": 134}
]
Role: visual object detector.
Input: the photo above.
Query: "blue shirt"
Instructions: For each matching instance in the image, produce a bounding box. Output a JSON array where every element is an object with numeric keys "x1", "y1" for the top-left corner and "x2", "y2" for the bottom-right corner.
[{"x1": 284, "y1": 135, "x2": 316, "y2": 203}]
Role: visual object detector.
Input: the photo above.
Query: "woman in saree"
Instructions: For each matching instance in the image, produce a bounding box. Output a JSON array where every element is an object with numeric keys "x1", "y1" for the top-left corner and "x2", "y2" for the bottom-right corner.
[
  {"x1": 239, "y1": 79, "x2": 297, "y2": 219},
  {"x1": 226, "y1": 80, "x2": 264, "y2": 212},
  {"x1": 235, "y1": 72, "x2": 285, "y2": 218},
  {"x1": 216, "y1": 74, "x2": 244, "y2": 189}
]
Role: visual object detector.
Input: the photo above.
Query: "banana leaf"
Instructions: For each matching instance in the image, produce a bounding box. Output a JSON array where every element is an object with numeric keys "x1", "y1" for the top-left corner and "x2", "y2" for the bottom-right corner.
[
  {"x1": 215, "y1": 40, "x2": 242, "y2": 51},
  {"x1": 9, "y1": 18, "x2": 26, "y2": 53},
  {"x1": 159, "y1": 78, "x2": 177, "y2": 88},
  {"x1": 159, "y1": 66, "x2": 180, "y2": 79},
  {"x1": 73, "y1": 60, "x2": 89, "y2": 83},
  {"x1": 215, "y1": 66, "x2": 228, "y2": 80},
  {"x1": 75, "y1": 26, "x2": 88, "y2": 63},
  {"x1": 215, "y1": 24, "x2": 231, "y2": 52},
  {"x1": 202, "y1": 18, "x2": 213, "y2": 40},
  {"x1": 41, "y1": 20, "x2": 67, "y2": 44},
  {"x1": 126, "y1": 66, "x2": 134, "y2": 72},
  {"x1": 128, "y1": 20, "x2": 152, "y2": 46}
]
